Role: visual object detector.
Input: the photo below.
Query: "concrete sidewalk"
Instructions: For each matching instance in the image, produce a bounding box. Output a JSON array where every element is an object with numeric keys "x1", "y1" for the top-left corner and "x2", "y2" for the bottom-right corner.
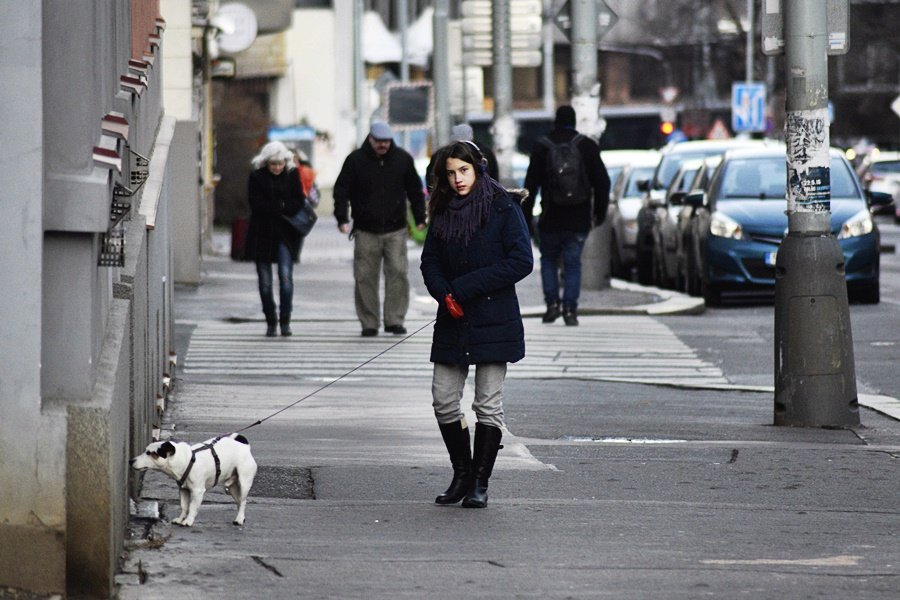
[{"x1": 116, "y1": 225, "x2": 900, "y2": 599}]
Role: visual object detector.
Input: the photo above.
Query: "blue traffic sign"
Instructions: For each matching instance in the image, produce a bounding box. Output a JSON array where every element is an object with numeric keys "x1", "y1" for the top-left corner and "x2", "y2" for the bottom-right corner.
[{"x1": 732, "y1": 82, "x2": 767, "y2": 133}]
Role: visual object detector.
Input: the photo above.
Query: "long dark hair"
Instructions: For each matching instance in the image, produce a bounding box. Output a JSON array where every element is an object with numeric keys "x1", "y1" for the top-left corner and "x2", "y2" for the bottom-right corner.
[
  {"x1": 428, "y1": 141, "x2": 494, "y2": 219},
  {"x1": 427, "y1": 141, "x2": 508, "y2": 244}
]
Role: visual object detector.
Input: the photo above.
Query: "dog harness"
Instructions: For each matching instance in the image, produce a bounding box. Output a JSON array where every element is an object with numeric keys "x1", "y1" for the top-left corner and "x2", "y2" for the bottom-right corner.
[{"x1": 177, "y1": 437, "x2": 223, "y2": 489}]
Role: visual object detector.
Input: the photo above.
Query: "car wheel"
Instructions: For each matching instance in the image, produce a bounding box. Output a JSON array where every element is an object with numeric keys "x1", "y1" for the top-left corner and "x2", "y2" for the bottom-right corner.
[
  {"x1": 685, "y1": 251, "x2": 699, "y2": 296},
  {"x1": 850, "y1": 280, "x2": 880, "y2": 304},
  {"x1": 701, "y1": 277, "x2": 721, "y2": 307},
  {"x1": 610, "y1": 235, "x2": 626, "y2": 279},
  {"x1": 636, "y1": 248, "x2": 653, "y2": 285}
]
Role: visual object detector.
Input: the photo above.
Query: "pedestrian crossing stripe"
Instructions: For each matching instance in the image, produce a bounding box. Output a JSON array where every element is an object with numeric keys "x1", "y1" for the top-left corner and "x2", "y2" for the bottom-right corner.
[{"x1": 182, "y1": 316, "x2": 728, "y2": 386}]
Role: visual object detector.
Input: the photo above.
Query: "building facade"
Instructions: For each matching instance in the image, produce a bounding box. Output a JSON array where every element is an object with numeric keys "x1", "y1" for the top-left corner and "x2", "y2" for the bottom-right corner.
[{"x1": 0, "y1": 1, "x2": 184, "y2": 595}]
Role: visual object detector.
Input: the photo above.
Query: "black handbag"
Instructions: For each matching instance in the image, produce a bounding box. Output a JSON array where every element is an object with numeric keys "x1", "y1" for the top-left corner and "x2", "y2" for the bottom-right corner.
[{"x1": 282, "y1": 201, "x2": 318, "y2": 237}]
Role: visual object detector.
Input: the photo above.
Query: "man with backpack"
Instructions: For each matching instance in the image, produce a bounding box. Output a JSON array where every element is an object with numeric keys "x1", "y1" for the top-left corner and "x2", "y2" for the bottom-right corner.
[{"x1": 524, "y1": 105, "x2": 611, "y2": 326}]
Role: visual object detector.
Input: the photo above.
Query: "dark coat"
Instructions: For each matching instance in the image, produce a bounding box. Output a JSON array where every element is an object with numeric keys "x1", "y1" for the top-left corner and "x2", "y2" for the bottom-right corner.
[
  {"x1": 333, "y1": 140, "x2": 426, "y2": 234},
  {"x1": 245, "y1": 167, "x2": 306, "y2": 263},
  {"x1": 523, "y1": 127, "x2": 611, "y2": 234},
  {"x1": 420, "y1": 191, "x2": 534, "y2": 365}
]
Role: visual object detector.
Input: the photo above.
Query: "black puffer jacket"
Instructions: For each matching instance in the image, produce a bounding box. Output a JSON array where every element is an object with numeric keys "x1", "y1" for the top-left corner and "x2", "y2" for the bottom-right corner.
[
  {"x1": 523, "y1": 128, "x2": 611, "y2": 234},
  {"x1": 333, "y1": 140, "x2": 426, "y2": 234},
  {"x1": 244, "y1": 167, "x2": 306, "y2": 263},
  {"x1": 420, "y1": 191, "x2": 533, "y2": 366}
]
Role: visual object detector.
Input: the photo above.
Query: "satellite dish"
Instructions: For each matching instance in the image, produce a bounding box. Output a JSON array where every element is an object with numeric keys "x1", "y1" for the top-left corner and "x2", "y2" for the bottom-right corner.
[{"x1": 214, "y1": 3, "x2": 258, "y2": 54}]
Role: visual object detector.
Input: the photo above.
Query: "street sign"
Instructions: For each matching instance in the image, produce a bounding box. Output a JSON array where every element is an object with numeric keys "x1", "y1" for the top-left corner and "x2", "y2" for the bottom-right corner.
[
  {"x1": 554, "y1": 0, "x2": 618, "y2": 42},
  {"x1": 464, "y1": 49, "x2": 542, "y2": 68},
  {"x1": 732, "y1": 82, "x2": 767, "y2": 133},
  {"x1": 460, "y1": 0, "x2": 543, "y2": 67},
  {"x1": 761, "y1": 0, "x2": 849, "y2": 55}
]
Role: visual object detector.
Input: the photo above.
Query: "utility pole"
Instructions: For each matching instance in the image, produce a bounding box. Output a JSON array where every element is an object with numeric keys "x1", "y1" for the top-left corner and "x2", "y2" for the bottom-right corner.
[
  {"x1": 774, "y1": 0, "x2": 858, "y2": 427},
  {"x1": 541, "y1": 0, "x2": 555, "y2": 113},
  {"x1": 398, "y1": 0, "x2": 410, "y2": 149},
  {"x1": 571, "y1": 0, "x2": 608, "y2": 290},
  {"x1": 492, "y1": 0, "x2": 515, "y2": 185},
  {"x1": 433, "y1": 0, "x2": 451, "y2": 147},
  {"x1": 745, "y1": 0, "x2": 754, "y2": 83},
  {"x1": 353, "y1": 0, "x2": 366, "y2": 141}
]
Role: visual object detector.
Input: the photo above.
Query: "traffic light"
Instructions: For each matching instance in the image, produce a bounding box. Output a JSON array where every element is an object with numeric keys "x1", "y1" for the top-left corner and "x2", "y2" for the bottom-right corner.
[{"x1": 660, "y1": 120, "x2": 675, "y2": 136}]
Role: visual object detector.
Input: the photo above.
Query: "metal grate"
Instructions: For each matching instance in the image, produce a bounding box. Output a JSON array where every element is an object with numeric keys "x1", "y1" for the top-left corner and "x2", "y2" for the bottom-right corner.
[{"x1": 98, "y1": 226, "x2": 126, "y2": 267}]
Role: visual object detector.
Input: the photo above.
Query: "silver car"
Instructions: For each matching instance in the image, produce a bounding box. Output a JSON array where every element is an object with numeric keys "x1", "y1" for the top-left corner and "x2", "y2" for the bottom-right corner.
[{"x1": 603, "y1": 150, "x2": 661, "y2": 279}]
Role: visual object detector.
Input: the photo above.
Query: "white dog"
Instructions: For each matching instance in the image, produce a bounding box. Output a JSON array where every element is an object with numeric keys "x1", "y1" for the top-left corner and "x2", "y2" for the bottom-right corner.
[{"x1": 130, "y1": 433, "x2": 258, "y2": 527}]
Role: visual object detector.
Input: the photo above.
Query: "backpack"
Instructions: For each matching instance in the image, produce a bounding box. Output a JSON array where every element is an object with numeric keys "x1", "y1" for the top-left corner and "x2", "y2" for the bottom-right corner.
[{"x1": 540, "y1": 134, "x2": 590, "y2": 205}]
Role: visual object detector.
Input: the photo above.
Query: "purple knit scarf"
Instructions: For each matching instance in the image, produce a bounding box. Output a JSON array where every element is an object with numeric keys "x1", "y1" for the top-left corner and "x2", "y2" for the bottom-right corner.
[{"x1": 430, "y1": 174, "x2": 507, "y2": 245}]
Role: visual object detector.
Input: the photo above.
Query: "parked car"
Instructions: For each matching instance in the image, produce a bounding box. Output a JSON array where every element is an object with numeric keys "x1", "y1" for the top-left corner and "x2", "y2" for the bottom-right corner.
[
  {"x1": 673, "y1": 156, "x2": 721, "y2": 295},
  {"x1": 857, "y1": 150, "x2": 900, "y2": 221},
  {"x1": 649, "y1": 158, "x2": 704, "y2": 288},
  {"x1": 681, "y1": 146, "x2": 891, "y2": 305},
  {"x1": 603, "y1": 150, "x2": 661, "y2": 279},
  {"x1": 635, "y1": 138, "x2": 767, "y2": 284}
]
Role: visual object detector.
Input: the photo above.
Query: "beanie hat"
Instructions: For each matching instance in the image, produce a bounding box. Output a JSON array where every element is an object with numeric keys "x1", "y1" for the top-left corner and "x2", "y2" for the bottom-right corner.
[
  {"x1": 554, "y1": 105, "x2": 576, "y2": 128},
  {"x1": 450, "y1": 123, "x2": 474, "y2": 142}
]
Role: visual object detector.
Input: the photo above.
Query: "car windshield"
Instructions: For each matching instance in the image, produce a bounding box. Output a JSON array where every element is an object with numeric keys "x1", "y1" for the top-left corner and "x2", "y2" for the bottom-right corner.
[
  {"x1": 654, "y1": 150, "x2": 722, "y2": 189},
  {"x1": 871, "y1": 160, "x2": 900, "y2": 175},
  {"x1": 625, "y1": 165, "x2": 657, "y2": 197},
  {"x1": 719, "y1": 156, "x2": 859, "y2": 200},
  {"x1": 607, "y1": 166, "x2": 625, "y2": 189}
]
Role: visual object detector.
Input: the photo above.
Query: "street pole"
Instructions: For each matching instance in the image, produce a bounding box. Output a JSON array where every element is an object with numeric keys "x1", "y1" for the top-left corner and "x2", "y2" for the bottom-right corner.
[
  {"x1": 433, "y1": 0, "x2": 451, "y2": 148},
  {"x1": 774, "y1": 0, "x2": 859, "y2": 427},
  {"x1": 492, "y1": 0, "x2": 516, "y2": 185},
  {"x1": 541, "y1": 0, "x2": 555, "y2": 113},
  {"x1": 571, "y1": 0, "x2": 609, "y2": 290},
  {"x1": 353, "y1": 0, "x2": 366, "y2": 142},
  {"x1": 746, "y1": 0, "x2": 754, "y2": 84},
  {"x1": 398, "y1": 0, "x2": 409, "y2": 149}
]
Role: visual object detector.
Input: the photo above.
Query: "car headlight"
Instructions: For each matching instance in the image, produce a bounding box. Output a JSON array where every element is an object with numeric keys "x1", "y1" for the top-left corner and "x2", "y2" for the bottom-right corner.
[
  {"x1": 837, "y1": 209, "x2": 873, "y2": 239},
  {"x1": 709, "y1": 211, "x2": 743, "y2": 239}
]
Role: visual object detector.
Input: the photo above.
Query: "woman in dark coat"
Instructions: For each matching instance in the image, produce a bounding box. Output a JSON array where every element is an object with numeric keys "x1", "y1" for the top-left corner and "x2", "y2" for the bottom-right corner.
[
  {"x1": 245, "y1": 141, "x2": 306, "y2": 337},
  {"x1": 420, "y1": 141, "x2": 533, "y2": 508}
]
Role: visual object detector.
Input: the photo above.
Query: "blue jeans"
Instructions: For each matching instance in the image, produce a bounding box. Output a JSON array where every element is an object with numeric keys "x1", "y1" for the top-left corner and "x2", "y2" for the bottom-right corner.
[
  {"x1": 256, "y1": 242, "x2": 294, "y2": 318},
  {"x1": 539, "y1": 230, "x2": 587, "y2": 311}
]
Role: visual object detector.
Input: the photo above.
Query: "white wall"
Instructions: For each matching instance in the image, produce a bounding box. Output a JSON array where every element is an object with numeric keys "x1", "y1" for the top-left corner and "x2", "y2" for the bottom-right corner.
[
  {"x1": 161, "y1": 0, "x2": 195, "y2": 121},
  {"x1": 275, "y1": 6, "x2": 360, "y2": 187}
]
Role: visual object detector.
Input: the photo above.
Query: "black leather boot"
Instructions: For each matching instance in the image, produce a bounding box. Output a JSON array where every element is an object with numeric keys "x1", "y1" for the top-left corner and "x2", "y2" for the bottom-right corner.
[
  {"x1": 462, "y1": 423, "x2": 503, "y2": 508},
  {"x1": 280, "y1": 312, "x2": 292, "y2": 336},
  {"x1": 542, "y1": 302, "x2": 561, "y2": 323},
  {"x1": 435, "y1": 420, "x2": 472, "y2": 505},
  {"x1": 265, "y1": 313, "x2": 277, "y2": 337}
]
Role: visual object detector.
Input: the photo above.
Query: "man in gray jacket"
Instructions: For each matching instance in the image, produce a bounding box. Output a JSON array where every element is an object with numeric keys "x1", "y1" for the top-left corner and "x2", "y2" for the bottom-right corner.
[{"x1": 334, "y1": 122, "x2": 426, "y2": 336}]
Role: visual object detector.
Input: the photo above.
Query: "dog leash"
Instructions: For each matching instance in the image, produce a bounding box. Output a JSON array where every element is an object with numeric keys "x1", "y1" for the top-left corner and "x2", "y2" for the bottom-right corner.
[{"x1": 231, "y1": 319, "x2": 436, "y2": 435}]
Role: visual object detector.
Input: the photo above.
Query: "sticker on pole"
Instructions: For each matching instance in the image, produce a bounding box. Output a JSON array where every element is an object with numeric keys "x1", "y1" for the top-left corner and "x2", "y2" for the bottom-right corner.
[{"x1": 786, "y1": 109, "x2": 831, "y2": 212}]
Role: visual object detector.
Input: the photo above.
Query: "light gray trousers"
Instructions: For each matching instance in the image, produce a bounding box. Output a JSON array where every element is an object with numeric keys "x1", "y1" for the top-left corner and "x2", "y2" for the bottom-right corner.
[
  {"x1": 352, "y1": 228, "x2": 410, "y2": 330},
  {"x1": 431, "y1": 362, "x2": 507, "y2": 429}
]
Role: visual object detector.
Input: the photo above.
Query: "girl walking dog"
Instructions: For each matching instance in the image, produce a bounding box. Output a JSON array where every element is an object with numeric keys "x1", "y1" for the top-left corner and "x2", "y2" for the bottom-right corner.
[{"x1": 420, "y1": 140, "x2": 533, "y2": 508}]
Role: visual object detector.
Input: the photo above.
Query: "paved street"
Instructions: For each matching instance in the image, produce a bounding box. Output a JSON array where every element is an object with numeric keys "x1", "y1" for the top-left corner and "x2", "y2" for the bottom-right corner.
[{"x1": 117, "y1": 223, "x2": 900, "y2": 599}]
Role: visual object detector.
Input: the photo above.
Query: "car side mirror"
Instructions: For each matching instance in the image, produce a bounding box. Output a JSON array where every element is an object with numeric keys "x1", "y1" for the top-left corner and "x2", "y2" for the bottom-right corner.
[
  {"x1": 684, "y1": 191, "x2": 705, "y2": 208},
  {"x1": 669, "y1": 191, "x2": 686, "y2": 206},
  {"x1": 637, "y1": 179, "x2": 650, "y2": 192},
  {"x1": 867, "y1": 190, "x2": 892, "y2": 207}
]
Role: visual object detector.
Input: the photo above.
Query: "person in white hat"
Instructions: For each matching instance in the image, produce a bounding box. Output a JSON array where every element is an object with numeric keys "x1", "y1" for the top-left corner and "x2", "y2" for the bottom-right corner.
[{"x1": 333, "y1": 122, "x2": 426, "y2": 337}]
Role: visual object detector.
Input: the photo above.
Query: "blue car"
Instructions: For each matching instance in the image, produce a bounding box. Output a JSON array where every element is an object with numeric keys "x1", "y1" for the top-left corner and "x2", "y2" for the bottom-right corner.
[{"x1": 682, "y1": 146, "x2": 887, "y2": 305}]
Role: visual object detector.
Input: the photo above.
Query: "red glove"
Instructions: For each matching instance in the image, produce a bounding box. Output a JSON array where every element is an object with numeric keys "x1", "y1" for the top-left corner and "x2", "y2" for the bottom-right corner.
[{"x1": 444, "y1": 294, "x2": 464, "y2": 319}]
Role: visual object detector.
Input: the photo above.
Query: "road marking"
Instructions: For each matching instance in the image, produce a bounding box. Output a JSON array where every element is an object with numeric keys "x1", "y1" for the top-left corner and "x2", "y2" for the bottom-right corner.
[
  {"x1": 182, "y1": 315, "x2": 729, "y2": 387},
  {"x1": 700, "y1": 555, "x2": 862, "y2": 567}
]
